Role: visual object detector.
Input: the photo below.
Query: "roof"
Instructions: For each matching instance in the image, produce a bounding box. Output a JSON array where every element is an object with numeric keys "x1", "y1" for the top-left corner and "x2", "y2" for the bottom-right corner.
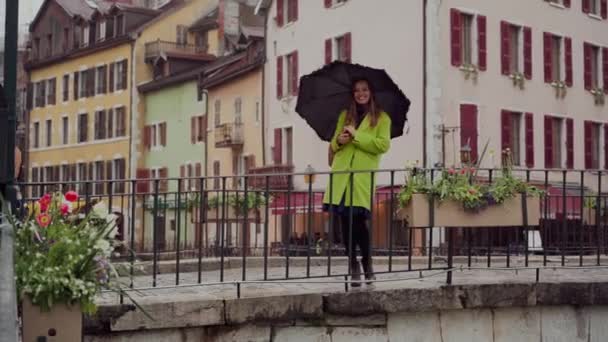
[
  {"x1": 189, "y1": 6, "x2": 219, "y2": 31},
  {"x1": 254, "y1": 0, "x2": 272, "y2": 15},
  {"x1": 199, "y1": 48, "x2": 263, "y2": 89}
]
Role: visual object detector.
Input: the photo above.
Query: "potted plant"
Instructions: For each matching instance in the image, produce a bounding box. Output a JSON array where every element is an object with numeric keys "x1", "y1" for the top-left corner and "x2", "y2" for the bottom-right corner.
[
  {"x1": 509, "y1": 72, "x2": 525, "y2": 90},
  {"x1": 591, "y1": 88, "x2": 606, "y2": 106},
  {"x1": 397, "y1": 151, "x2": 542, "y2": 227},
  {"x1": 11, "y1": 191, "x2": 143, "y2": 341}
]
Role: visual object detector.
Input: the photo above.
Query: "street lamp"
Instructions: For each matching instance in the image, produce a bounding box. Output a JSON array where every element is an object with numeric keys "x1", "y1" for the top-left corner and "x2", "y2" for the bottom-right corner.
[
  {"x1": 303, "y1": 164, "x2": 316, "y2": 185},
  {"x1": 460, "y1": 144, "x2": 472, "y2": 165}
]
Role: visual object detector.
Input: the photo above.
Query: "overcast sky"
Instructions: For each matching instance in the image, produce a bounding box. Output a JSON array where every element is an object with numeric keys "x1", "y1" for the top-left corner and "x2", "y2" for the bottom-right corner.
[{"x1": 0, "y1": 0, "x2": 45, "y2": 47}]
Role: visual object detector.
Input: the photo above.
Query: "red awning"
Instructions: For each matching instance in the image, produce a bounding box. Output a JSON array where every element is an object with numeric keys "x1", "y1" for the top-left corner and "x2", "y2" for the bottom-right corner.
[{"x1": 542, "y1": 186, "x2": 584, "y2": 219}]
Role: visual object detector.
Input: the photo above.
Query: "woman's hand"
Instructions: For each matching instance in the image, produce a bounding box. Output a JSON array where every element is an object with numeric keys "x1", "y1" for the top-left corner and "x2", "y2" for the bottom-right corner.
[
  {"x1": 337, "y1": 132, "x2": 352, "y2": 145},
  {"x1": 343, "y1": 125, "x2": 356, "y2": 137}
]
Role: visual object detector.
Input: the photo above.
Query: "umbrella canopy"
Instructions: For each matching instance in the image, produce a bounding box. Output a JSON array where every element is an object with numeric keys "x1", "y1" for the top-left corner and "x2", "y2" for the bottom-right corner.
[{"x1": 295, "y1": 61, "x2": 411, "y2": 142}]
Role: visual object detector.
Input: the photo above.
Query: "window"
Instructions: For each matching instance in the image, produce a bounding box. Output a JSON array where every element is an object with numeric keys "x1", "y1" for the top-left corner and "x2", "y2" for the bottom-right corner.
[
  {"x1": 501, "y1": 111, "x2": 523, "y2": 166},
  {"x1": 191, "y1": 115, "x2": 206, "y2": 143},
  {"x1": 106, "y1": 17, "x2": 115, "y2": 38},
  {"x1": 502, "y1": 23, "x2": 532, "y2": 79},
  {"x1": 176, "y1": 25, "x2": 188, "y2": 45},
  {"x1": 326, "y1": 33, "x2": 352, "y2": 64},
  {"x1": 213, "y1": 161, "x2": 220, "y2": 189},
  {"x1": 116, "y1": 15, "x2": 124, "y2": 36},
  {"x1": 450, "y1": 9, "x2": 486, "y2": 71},
  {"x1": 47, "y1": 78, "x2": 56, "y2": 105},
  {"x1": 94, "y1": 161, "x2": 105, "y2": 195},
  {"x1": 82, "y1": 26, "x2": 90, "y2": 47},
  {"x1": 94, "y1": 110, "x2": 107, "y2": 140},
  {"x1": 286, "y1": 0, "x2": 298, "y2": 23},
  {"x1": 276, "y1": 51, "x2": 299, "y2": 98},
  {"x1": 584, "y1": 43, "x2": 607, "y2": 91},
  {"x1": 33, "y1": 122, "x2": 40, "y2": 148},
  {"x1": 61, "y1": 164, "x2": 70, "y2": 184},
  {"x1": 62, "y1": 117, "x2": 69, "y2": 145},
  {"x1": 544, "y1": 116, "x2": 569, "y2": 168},
  {"x1": 214, "y1": 100, "x2": 221, "y2": 127},
  {"x1": 113, "y1": 159, "x2": 126, "y2": 193},
  {"x1": 275, "y1": 0, "x2": 298, "y2": 26},
  {"x1": 234, "y1": 98, "x2": 242, "y2": 124},
  {"x1": 589, "y1": 0, "x2": 602, "y2": 15},
  {"x1": 114, "y1": 60, "x2": 127, "y2": 91},
  {"x1": 509, "y1": 26, "x2": 520, "y2": 73},
  {"x1": 115, "y1": 107, "x2": 126, "y2": 137},
  {"x1": 144, "y1": 122, "x2": 166, "y2": 149},
  {"x1": 45, "y1": 120, "x2": 52, "y2": 147},
  {"x1": 79, "y1": 70, "x2": 88, "y2": 98},
  {"x1": 544, "y1": 32, "x2": 572, "y2": 85},
  {"x1": 98, "y1": 21, "x2": 106, "y2": 41},
  {"x1": 62, "y1": 74, "x2": 69, "y2": 101},
  {"x1": 35, "y1": 81, "x2": 46, "y2": 108},
  {"x1": 78, "y1": 113, "x2": 88, "y2": 143},
  {"x1": 585, "y1": 121, "x2": 602, "y2": 169},
  {"x1": 96, "y1": 65, "x2": 107, "y2": 95},
  {"x1": 77, "y1": 163, "x2": 87, "y2": 194},
  {"x1": 285, "y1": 127, "x2": 293, "y2": 166}
]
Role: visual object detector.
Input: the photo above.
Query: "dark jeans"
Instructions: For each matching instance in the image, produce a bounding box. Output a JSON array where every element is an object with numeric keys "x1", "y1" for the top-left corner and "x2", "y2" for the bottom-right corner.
[{"x1": 340, "y1": 211, "x2": 371, "y2": 269}]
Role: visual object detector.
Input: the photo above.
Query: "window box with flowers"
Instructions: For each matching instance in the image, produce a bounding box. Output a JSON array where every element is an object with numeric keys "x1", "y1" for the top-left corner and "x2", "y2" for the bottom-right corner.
[
  {"x1": 11, "y1": 191, "x2": 146, "y2": 341},
  {"x1": 397, "y1": 153, "x2": 542, "y2": 227},
  {"x1": 197, "y1": 193, "x2": 268, "y2": 223},
  {"x1": 591, "y1": 88, "x2": 606, "y2": 106},
  {"x1": 551, "y1": 81, "x2": 568, "y2": 99}
]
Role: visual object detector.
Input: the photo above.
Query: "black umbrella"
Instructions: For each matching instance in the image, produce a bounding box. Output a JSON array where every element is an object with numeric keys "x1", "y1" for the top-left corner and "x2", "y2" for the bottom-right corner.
[{"x1": 295, "y1": 61, "x2": 411, "y2": 142}]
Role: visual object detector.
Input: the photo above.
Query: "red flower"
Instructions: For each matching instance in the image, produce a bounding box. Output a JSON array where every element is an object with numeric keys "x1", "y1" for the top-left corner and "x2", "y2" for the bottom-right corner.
[
  {"x1": 468, "y1": 188, "x2": 477, "y2": 195},
  {"x1": 448, "y1": 168, "x2": 456, "y2": 175},
  {"x1": 60, "y1": 204, "x2": 70, "y2": 216},
  {"x1": 65, "y1": 191, "x2": 79, "y2": 203},
  {"x1": 39, "y1": 201, "x2": 49, "y2": 213},
  {"x1": 470, "y1": 167, "x2": 476, "y2": 173},
  {"x1": 38, "y1": 193, "x2": 51, "y2": 211},
  {"x1": 460, "y1": 168, "x2": 467, "y2": 175},
  {"x1": 36, "y1": 213, "x2": 52, "y2": 228}
]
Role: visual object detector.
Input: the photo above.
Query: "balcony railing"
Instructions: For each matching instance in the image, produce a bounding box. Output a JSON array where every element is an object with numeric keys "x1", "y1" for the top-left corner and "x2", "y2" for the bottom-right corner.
[
  {"x1": 215, "y1": 122, "x2": 244, "y2": 148},
  {"x1": 248, "y1": 165, "x2": 295, "y2": 190},
  {"x1": 144, "y1": 40, "x2": 209, "y2": 61}
]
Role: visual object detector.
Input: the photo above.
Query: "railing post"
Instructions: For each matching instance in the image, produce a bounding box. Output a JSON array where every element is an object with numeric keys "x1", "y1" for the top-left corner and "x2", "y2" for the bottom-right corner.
[{"x1": 0, "y1": 197, "x2": 19, "y2": 342}]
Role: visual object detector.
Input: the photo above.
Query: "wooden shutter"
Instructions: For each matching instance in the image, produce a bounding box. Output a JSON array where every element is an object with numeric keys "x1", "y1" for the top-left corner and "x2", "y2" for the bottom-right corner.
[
  {"x1": 276, "y1": 56, "x2": 283, "y2": 99},
  {"x1": 583, "y1": 0, "x2": 591, "y2": 13},
  {"x1": 459, "y1": 104, "x2": 478, "y2": 163},
  {"x1": 525, "y1": 113, "x2": 534, "y2": 168},
  {"x1": 344, "y1": 32, "x2": 352, "y2": 63},
  {"x1": 200, "y1": 116, "x2": 207, "y2": 142},
  {"x1": 477, "y1": 15, "x2": 487, "y2": 71},
  {"x1": 190, "y1": 117, "x2": 196, "y2": 143},
  {"x1": 565, "y1": 37, "x2": 573, "y2": 87},
  {"x1": 136, "y1": 168, "x2": 150, "y2": 193},
  {"x1": 543, "y1": 32, "x2": 553, "y2": 83},
  {"x1": 324, "y1": 0, "x2": 332, "y2": 8},
  {"x1": 121, "y1": 60, "x2": 128, "y2": 90},
  {"x1": 180, "y1": 165, "x2": 186, "y2": 192},
  {"x1": 584, "y1": 121, "x2": 593, "y2": 169},
  {"x1": 160, "y1": 122, "x2": 167, "y2": 146},
  {"x1": 26, "y1": 83, "x2": 33, "y2": 110},
  {"x1": 288, "y1": 0, "x2": 298, "y2": 22},
  {"x1": 325, "y1": 39, "x2": 332, "y2": 64},
  {"x1": 159, "y1": 167, "x2": 168, "y2": 193},
  {"x1": 563, "y1": 0, "x2": 571, "y2": 8},
  {"x1": 105, "y1": 161, "x2": 113, "y2": 195},
  {"x1": 584, "y1": 43, "x2": 593, "y2": 90},
  {"x1": 276, "y1": 0, "x2": 284, "y2": 27},
  {"x1": 246, "y1": 155, "x2": 256, "y2": 173},
  {"x1": 566, "y1": 118, "x2": 574, "y2": 169},
  {"x1": 544, "y1": 116, "x2": 553, "y2": 168},
  {"x1": 501, "y1": 110, "x2": 511, "y2": 155},
  {"x1": 107, "y1": 108, "x2": 114, "y2": 139},
  {"x1": 291, "y1": 51, "x2": 299, "y2": 95},
  {"x1": 73, "y1": 72, "x2": 79, "y2": 100},
  {"x1": 109, "y1": 63, "x2": 114, "y2": 92},
  {"x1": 273, "y1": 128, "x2": 283, "y2": 165},
  {"x1": 450, "y1": 9, "x2": 462, "y2": 67},
  {"x1": 605, "y1": 125, "x2": 608, "y2": 169},
  {"x1": 88, "y1": 68, "x2": 95, "y2": 97},
  {"x1": 523, "y1": 27, "x2": 533, "y2": 80},
  {"x1": 143, "y1": 125, "x2": 151, "y2": 150},
  {"x1": 195, "y1": 163, "x2": 202, "y2": 177},
  {"x1": 604, "y1": 48, "x2": 608, "y2": 94},
  {"x1": 602, "y1": 0, "x2": 608, "y2": 19},
  {"x1": 500, "y1": 21, "x2": 511, "y2": 75}
]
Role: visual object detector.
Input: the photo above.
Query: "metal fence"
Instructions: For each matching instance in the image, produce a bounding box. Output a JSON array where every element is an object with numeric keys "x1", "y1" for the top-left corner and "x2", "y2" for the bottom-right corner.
[{"x1": 15, "y1": 168, "x2": 608, "y2": 290}]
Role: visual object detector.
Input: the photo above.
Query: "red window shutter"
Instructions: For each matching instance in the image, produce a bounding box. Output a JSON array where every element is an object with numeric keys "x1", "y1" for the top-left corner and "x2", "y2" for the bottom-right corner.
[
  {"x1": 291, "y1": 51, "x2": 299, "y2": 95},
  {"x1": 566, "y1": 118, "x2": 574, "y2": 169},
  {"x1": 500, "y1": 21, "x2": 511, "y2": 75},
  {"x1": 602, "y1": 0, "x2": 608, "y2": 19},
  {"x1": 276, "y1": 0, "x2": 284, "y2": 27},
  {"x1": 477, "y1": 15, "x2": 487, "y2": 71},
  {"x1": 605, "y1": 125, "x2": 608, "y2": 169},
  {"x1": 191, "y1": 117, "x2": 196, "y2": 144},
  {"x1": 325, "y1": 39, "x2": 332, "y2": 65},
  {"x1": 584, "y1": 43, "x2": 593, "y2": 90},
  {"x1": 143, "y1": 125, "x2": 151, "y2": 149},
  {"x1": 524, "y1": 27, "x2": 533, "y2": 80},
  {"x1": 276, "y1": 57, "x2": 283, "y2": 99},
  {"x1": 273, "y1": 128, "x2": 283, "y2": 165},
  {"x1": 583, "y1": 0, "x2": 591, "y2": 13},
  {"x1": 159, "y1": 167, "x2": 168, "y2": 192},
  {"x1": 344, "y1": 32, "x2": 352, "y2": 63},
  {"x1": 565, "y1": 37, "x2": 573, "y2": 87},
  {"x1": 324, "y1": 0, "x2": 332, "y2": 8},
  {"x1": 584, "y1": 121, "x2": 593, "y2": 169},
  {"x1": 525, "y1": 113, "x2": 534, "y2": 168},
  {"x1": 459, "y1": 104, "x2": 478, "y2": 163},
  {"x1": 543, "y1": 32, "x2": 553, "y2": 83},
  {"x1": 195, "y1": 163, "x2": 202, "y2": 177},
  {"x1": 136, "y1": 168, "x2": 150, "y2": 193},
  {"x1": 109, "y1": 63, "x2": 114, "y2": 92},
  {"x1": 604, "y1": 48, "x2": 608, "y2": 94},
  {"x1": 160, "y1": 122, "x2": 167, "y2": 146},
  {"x1": 564, "y1": 0, "x2": 571, "y2": 8},
  {"x1": 293, "y1": 0, "x2": 298, "y2": 22},
  {"x1": 544, "y1": 116, "x2": 554, "y2": 168},
  {"x1": 450, "y1": 9, "x2": 462, "y2": 67},
  {"x1": 500, "y1": 110, "x2": 512, "y2": 155}
]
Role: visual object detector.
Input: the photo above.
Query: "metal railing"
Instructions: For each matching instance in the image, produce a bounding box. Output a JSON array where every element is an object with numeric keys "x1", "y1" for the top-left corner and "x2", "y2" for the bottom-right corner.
[
  {"x1": 214, "y1": 122, "x2": 244, "y2": 148},
  {"x1": 15, "y1": 168, "x2": 608, "y2": 292},
  {"x1": 144, "y1": 40, "x2": 209, "y2": 60}
]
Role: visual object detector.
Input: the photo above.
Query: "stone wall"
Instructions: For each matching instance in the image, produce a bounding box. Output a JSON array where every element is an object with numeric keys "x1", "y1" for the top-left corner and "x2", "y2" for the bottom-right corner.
[{"x1": 85, "y1": 282, "x2": 608, "y2": 342}]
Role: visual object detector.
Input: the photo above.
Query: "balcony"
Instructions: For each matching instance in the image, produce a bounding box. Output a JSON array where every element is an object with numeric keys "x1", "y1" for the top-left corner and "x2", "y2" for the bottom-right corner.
[
  {"x1": 144, "y1": 40, "x2": 210, "y2": 62},
  {"x1": 247, "y1": 165, "x2": 295, "y2": 190},
  {"x1": 215, "y1": 122, "x2": 244, "y2": 148}
]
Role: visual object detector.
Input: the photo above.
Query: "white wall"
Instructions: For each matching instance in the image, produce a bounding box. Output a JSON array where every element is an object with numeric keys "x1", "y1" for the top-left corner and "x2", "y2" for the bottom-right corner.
[{"x1": 264, "y1": 0, "x2": 424, "y2": 190}]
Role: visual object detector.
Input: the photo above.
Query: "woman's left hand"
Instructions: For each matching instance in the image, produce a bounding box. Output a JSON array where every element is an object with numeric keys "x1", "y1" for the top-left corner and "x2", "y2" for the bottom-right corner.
[{"x1": 343, "y1": 125, "x2": 356, "y2": 137}]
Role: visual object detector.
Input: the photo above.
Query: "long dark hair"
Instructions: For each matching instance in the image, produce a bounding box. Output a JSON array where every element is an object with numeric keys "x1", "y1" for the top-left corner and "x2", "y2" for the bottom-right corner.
[{"x1": 345, "y1": 78, "x2": 381, "y2": 128}]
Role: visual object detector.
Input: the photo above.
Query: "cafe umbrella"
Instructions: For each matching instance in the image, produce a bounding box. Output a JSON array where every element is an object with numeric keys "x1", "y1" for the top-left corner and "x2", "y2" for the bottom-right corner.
[{"x1": 295, "y1": 61, "x2": 411, "y2": 142}]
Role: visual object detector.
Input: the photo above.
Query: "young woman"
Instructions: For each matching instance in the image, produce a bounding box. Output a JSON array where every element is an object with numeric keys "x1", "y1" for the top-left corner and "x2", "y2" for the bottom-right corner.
[{"x1": 323, "y1": 79, "x2": 391, "y2": 287}]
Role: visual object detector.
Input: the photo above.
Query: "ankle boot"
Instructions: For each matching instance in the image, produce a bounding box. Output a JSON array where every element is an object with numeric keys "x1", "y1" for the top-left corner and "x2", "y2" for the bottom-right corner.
[
  {"x1": 350, "y1": 261, "x2": 362, "y2": 287},
  {"x1": 362, "y1": 259, "x2": 376, "y2": 285}
]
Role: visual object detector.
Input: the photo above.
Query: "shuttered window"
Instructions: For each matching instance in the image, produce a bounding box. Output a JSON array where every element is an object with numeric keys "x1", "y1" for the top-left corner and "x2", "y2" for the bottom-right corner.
[
  {"x1": 584, "y1": 121, "x2": 602, "y2": 169},
  {"x1": 450, "y1": 9, "x2": 485, "y2": 71},
  {"x1": 459, "y1": 104, "x2": 478, "y2": 164}
]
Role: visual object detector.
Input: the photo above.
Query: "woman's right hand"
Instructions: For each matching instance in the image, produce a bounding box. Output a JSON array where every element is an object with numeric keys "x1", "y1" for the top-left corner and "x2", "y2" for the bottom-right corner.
[{"x1": 337, "y1": 133, "x2": 352, "y2": 146}]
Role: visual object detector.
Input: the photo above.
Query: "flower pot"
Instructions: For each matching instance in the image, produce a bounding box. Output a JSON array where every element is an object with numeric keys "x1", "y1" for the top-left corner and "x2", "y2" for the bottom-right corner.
[
  {"x1": 21, "y1": 297, "x2": 82, "y2": 342},
  {"x1": 205, "y1": 207, "x2": 266, "y2": 223},
  {"x1": 397, "y1": 194, "x2": 541, "y2": 227}
]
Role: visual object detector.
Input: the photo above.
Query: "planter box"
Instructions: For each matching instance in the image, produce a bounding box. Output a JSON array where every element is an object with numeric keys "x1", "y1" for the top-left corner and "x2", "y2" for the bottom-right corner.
[
  {"x1": 22, "y1": 297, "x2": 82, "y2": 342},
  {"x1": 204, "y1": 207, "x2": 266, "y2": 223},
  {"x1": 397, "y1": 194, "x2": 541, "y2": 227}
]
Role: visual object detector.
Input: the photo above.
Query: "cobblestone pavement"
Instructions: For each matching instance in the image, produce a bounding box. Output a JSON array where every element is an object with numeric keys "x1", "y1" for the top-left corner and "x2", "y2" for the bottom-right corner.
[{"x1": 97, "y1": 256, "x2": 608, "y2": 305}]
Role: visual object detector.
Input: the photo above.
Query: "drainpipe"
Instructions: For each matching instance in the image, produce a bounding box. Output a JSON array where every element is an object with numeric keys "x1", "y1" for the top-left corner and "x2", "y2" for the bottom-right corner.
[
  {"x1": 203, "y1": 89, "x2": 210, "y2": 178},
  {"x1": 260, "y1": 8, "x2": 269, "y2": 166},
  {"x1": 425, "y1": 0, "x2": 443, "y2": 168},
  {"x1": 422, "y1": 0, "x2": 428, "y2": 168}
]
